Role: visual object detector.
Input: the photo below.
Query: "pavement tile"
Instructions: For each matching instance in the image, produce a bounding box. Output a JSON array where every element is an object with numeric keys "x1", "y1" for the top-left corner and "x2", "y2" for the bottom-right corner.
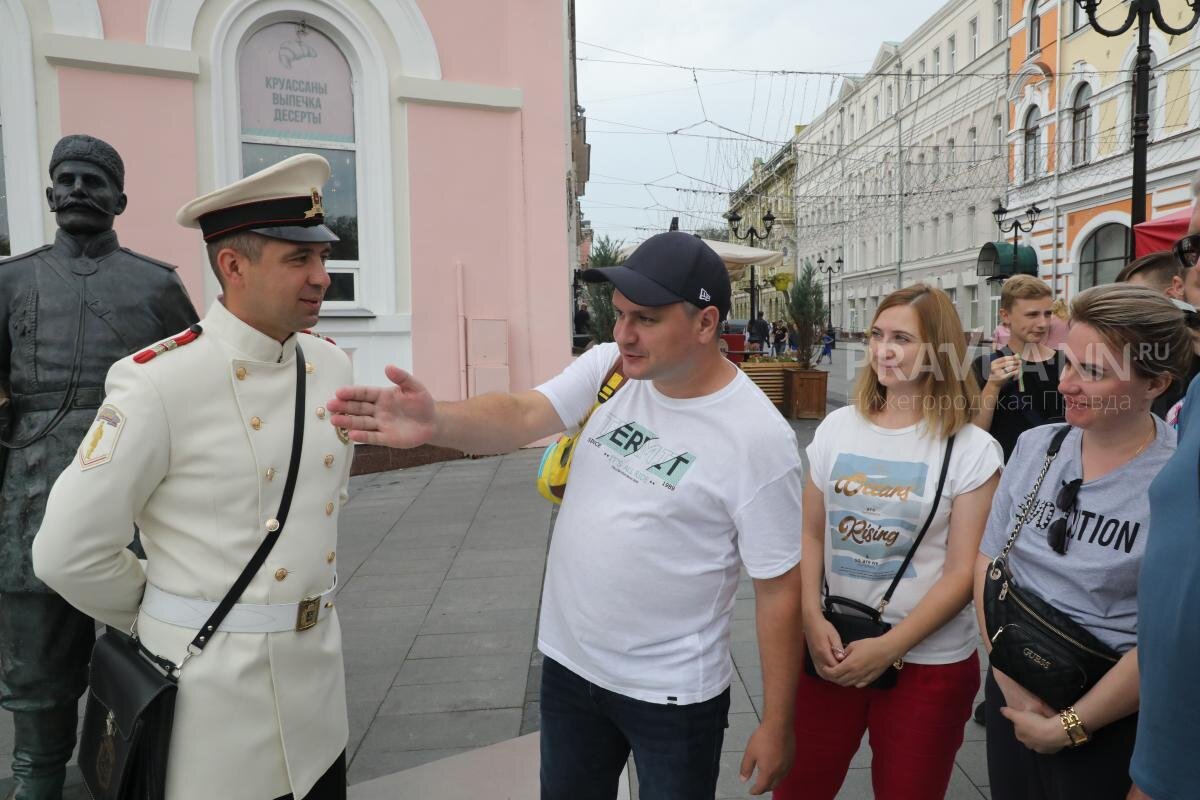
[
  {"x1": 956, "y1": 738, "x2": 990, "y2": 787},
  {"x1": 353, "y1": 557, "x2": 454, "y2": 577},
  {"x1": 393, "y1": 654, "x2": 529, "y2": 686},
  {"x1": 345, "y1": 572, "x2": 447, "y2": 590},
  {"x1": 728, "y1": 679, "x2": 754, "y2": 714},
  {"x1": 407, "y1": 629, "x2": 534, "y2": 659},
  {"x1": 419, "y1": 607, "x2": 539, "y2": 636},
  {"x1": 348, "y1": 747, "x2": 471, "y2": 785},
  {"x1": 335, "y1": 587, "x2": 438, "y2": 608},
  {"x1": 833, "y1": 767, "x2": 874, "y2": 799},
  {"x1": 357, "y1": 708, "x2": 521, "y2": 753},
  {"x1": 730, "y1": 640, "x2": 761, "y2": 668},
  {"x1": 379, "y1": 676, "x2": 527, "y2": 715},
  {"x1": 729, "y1": 617, "x2": 758, "y2": 643},
  {"x1": 429, "y1": 575, "x2": 544, "y2": 613},
  {"x1": 723, "y1": 712, "x2": 759, "y2": 752},
  {"x1": 948, "y1": 764, "x2": 988, "y2": 799}
]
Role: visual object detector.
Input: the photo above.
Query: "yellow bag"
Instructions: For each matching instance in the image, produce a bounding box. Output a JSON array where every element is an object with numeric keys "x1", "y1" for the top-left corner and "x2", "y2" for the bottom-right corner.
[{"x1": 536, "y1": 359, "x2": 625, "y2": 504}]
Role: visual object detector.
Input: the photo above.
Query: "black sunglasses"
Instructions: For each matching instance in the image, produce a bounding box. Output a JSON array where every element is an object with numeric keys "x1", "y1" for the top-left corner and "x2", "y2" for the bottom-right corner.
[
  {"x1": 1047, "y1": 478, "x2": 1083, "y2": 555},
  {"x1": 1174, "y1": 233, "x2": 1200, "y2": 269}
]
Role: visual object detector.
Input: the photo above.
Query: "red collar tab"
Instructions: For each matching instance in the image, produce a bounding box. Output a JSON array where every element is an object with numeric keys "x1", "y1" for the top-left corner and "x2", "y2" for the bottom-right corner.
[{"x1": 134, "y1": 324, "x2": 203, "y2": 364}]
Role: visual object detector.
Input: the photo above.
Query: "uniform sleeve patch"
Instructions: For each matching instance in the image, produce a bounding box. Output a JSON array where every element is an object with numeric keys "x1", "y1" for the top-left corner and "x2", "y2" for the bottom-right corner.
[{"x1": 78, "y1": 404, "x2": 126, "y2": 470}]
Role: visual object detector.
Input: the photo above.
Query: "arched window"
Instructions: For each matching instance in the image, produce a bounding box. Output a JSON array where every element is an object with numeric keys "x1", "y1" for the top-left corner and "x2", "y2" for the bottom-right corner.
[
  {"x1": 1028, "y1": 4, "x2": 1041, "y2": 53},
  {"x1": 1023, "y1": 106, "x2": 1040, "y2": 182},
  {"x1": 1072, "y1": 84, "x2": 1092, "y2": 167},
  {"x1": 1078, "y1": 223, "x2": 1131, "y2": 289},
  {"x1": 238, "y1": 21, "x2": 359, "y2": 304}
]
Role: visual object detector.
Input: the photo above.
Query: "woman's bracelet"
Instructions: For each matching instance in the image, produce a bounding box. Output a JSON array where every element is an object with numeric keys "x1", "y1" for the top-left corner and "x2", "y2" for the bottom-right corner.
[{"x1": 1058, "y1": 706, "x2": 1090, "y2": 747}]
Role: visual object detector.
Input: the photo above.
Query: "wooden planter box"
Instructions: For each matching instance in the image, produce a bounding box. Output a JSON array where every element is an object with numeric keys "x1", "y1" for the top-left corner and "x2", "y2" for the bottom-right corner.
[
  {"x1": 783, "y1": 367, "x2": 829, "y2": 420},
  {"x1": 739, "y1": 362, "x2": 788, "y2": 410}
]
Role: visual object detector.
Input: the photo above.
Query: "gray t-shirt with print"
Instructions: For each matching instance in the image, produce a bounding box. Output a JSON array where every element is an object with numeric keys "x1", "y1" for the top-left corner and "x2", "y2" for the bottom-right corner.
[{"x1": 980, "y1": 418, "x2": 1176, "y2": 652}]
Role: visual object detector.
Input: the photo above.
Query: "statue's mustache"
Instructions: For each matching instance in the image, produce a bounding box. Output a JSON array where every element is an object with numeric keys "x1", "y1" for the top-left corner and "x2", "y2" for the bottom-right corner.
[{"x1": 49, "y1": 196, "x2": 110, "y2": 214}]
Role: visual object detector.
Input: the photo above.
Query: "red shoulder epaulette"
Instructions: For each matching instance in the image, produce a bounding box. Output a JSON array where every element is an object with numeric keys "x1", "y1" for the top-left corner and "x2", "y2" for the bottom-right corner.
[
  {"x1": 134, "y1": 324, "x2": 203, "y2": 364},
  {"x1": 301, "y1": 329, "x2": 336, "y2": 345}
]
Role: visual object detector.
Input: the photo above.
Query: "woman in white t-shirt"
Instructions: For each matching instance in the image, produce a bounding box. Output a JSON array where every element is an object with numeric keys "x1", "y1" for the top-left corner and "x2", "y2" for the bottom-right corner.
[{"x1": 775, "y1": 284, "x2": 1002, "y2": 800}]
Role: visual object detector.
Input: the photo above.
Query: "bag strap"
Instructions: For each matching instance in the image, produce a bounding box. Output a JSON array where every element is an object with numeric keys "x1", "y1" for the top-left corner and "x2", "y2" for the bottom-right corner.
[
  {"x1": 185, "y1": 343, "x2": 308, "y2": 657},
  {"x1": 596, "y1": 357, "x2": 626, "y2": 404},
  {"x1": 877, "y1": 433, "x2": 956, "y2": 612},
  {"x1": 997, "y1": 423, "x2": 1071, "y2": 561},
  {"x1": 822, "y1": 433, "x2": 957, "y2": 615}
]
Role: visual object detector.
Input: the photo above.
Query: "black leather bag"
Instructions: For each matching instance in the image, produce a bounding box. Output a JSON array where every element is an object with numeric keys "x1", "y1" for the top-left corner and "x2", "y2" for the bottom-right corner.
[
  {"x1": 78, "y1": 343, "x2": 309, "y2": 800},
  {"x1": 983, "y1": 425, "x2": 1120, "y2": 711},
  {"x1": 804, "y1": 434, "x2": 956, "y2": 690}
]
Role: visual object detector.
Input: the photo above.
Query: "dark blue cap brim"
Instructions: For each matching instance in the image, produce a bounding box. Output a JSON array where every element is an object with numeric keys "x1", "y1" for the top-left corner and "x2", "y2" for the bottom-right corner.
[
  {"x1": 251, "y1": 224, "x2": 340, "y2": 243},
  {"x1": 581, "y1": 265, "x2": 683, "y2": 307}
]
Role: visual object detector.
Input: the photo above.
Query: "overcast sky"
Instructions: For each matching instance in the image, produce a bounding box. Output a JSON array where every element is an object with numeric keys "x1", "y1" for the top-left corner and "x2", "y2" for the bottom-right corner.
[{"x1": 576, "y1": 0, "x2": 952, "y2": 247}]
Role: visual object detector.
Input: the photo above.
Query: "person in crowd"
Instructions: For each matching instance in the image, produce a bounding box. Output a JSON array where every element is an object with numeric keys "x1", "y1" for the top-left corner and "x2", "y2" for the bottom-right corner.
[
  {"x1": 773, "y1": 319, "x2": 789, "y2": 356},
  {"x1": 750, "y1": 311, "x2": 770, "y2": 353},
  {"x1": 329, "y1": 232, "x2": 805, "y2": 799},
  {"x1": 992, "y1": 320, "x2": 1011, "y2": 351},
  {"x1": 1116, "y1": 250, "x2": 1200, "y2": 421},
  {"x1": 775, "y1": 284, "x2": 1001, "y2": 800},
  {"x1": 33, "y1": 154, "x2": 353, "y2": 800},
  {"x1": 972, "y1": 275, "x2": 1065, "y2": 462},
  {"x1": 1046, "y1": 298, "x2": 1070, "y2": 350},
  {"x1": 1131, "y1": 191, "x2": 1200, "y2": 800},
  {"x1": 816, "y1": 330, "x2": 834, "y2": 365},
  {"x1": 974, "y1": 284, "x2": 1190, "y2": 800}
]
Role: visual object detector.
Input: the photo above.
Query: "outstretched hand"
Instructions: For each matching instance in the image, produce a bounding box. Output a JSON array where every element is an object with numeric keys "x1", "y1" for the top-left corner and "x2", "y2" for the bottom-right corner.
[{"x1": 327, "y1": 365, "x2": 438, "y2": 449}]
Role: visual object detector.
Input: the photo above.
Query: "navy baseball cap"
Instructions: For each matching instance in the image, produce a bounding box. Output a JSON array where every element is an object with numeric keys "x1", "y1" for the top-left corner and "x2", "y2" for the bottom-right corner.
[{"x1": 581, "y1": 232, "x2": 731, "y2": 319}]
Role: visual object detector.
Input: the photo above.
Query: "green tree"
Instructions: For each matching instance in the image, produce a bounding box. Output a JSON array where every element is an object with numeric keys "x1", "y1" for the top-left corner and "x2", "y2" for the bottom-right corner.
[
  {"x1": 787, "y1": 263, "x2": 827, "y2": 369},
  {"x1": 583, "y1": 234, "x2": 623, "y2": 344},
  {"x1": 692, "y1": 226, "x2": 729, "y2": 243}
]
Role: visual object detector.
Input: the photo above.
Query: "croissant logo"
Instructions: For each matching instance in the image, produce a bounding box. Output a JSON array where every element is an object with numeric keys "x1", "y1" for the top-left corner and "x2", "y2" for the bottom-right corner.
[{"x1": 1023, "y1": 647, "x2": 1052, "y2": 670}]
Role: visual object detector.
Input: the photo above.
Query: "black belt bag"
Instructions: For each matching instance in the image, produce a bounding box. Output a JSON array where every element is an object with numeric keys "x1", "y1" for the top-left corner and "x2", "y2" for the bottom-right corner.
[
  {"x1": 983, "y1": 425, "x2": 1120, "y2": 711},
  {"x1": 79, "y1": 342, "x2": 309, "y2": 800},
  {"x1": 804, "y1": 434, "x2": 955, "y2": 690}
]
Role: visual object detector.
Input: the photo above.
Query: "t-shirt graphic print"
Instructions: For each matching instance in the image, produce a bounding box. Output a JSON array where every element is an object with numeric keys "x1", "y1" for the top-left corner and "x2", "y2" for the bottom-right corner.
[
  {"x1": 827, "y1": 453, "x2": 930, "y2": 583},
  {"x1": 586, "y1": 409, "x2": 697, "y2": 491}
]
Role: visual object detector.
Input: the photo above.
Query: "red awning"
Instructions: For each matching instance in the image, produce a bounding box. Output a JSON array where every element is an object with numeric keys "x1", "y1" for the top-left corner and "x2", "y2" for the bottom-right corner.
[{"x1": 1134, "y1": 207, "x2": 1192, "y2": 257}]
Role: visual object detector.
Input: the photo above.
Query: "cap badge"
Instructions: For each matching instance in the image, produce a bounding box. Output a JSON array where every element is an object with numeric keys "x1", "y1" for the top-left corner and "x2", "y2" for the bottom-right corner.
[
  {"x1": 304, "y1": 188, "x2": 325, "y2": 219},
  {"x1": 699, "y1": 288, "x2": 711, "y2": 301}
]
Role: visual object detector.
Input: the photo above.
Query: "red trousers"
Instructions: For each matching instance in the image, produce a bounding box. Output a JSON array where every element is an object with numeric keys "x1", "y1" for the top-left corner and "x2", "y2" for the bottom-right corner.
[{"x1": 774, "y1": 649, "x2": 979, "y2": 800}]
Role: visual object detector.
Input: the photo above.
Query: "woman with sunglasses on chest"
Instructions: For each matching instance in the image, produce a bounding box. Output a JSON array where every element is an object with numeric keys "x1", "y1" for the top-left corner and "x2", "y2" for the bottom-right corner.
[{"x1": 974, "y1": 284, "x2": 1192, "y2": 800}]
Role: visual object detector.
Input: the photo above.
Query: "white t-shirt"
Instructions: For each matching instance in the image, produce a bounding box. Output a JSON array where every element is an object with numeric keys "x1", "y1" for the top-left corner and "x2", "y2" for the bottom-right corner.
[
  {"x1": 535, "y1": 343, "x2": 804, "y2": 705},
  {"x1": 806, "y1": 406, "x2": 1002, "y2": 664}
]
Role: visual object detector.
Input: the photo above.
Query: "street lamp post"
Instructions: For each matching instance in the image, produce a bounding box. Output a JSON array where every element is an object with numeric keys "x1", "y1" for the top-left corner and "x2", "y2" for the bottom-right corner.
[
  {"x1": 1075, "y1": 0, "x2": 1200, "y2": 247},
  {"x1": 726, "y1": 209, "x2": 775, "y2": 322},
  {"x1": 993, "y1": 202, "x2": 1042, "y2": 250},
  {"x1": 818, "y1": 256, "x2": 843, "y2": 332}
]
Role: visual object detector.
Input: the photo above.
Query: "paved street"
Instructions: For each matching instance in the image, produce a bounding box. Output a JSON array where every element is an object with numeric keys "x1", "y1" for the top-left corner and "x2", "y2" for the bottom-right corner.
[{"x1": 0, "y1": 406, "x2": 992, "y2": 799}]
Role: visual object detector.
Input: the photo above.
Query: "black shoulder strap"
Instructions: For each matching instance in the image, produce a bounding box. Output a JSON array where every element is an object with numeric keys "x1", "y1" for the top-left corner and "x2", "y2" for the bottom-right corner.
[
  {"x1": 1046, "y1": 423, "x2": 1072, "y2": 456},
  {"x1": 187, "y1": 343, "x2": 307, "y2": 653},
  {"x1": 879, "y1": 433, "x2": 957, "y2": 610}
]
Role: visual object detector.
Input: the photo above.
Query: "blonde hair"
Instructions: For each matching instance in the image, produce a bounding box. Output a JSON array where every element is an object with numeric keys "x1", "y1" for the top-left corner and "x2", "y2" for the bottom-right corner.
[
  {"x1": 1070, "y1": 284, "x2": 1193, "y2": 381},
  {"x1": 1000, "y1": 274, "x2": 1052, "y2": 312},
  {"x1": 1051, "y1": 297, "x2": 1068, "y2": 320},
  {"x1": 853, "y1": 284, "x2": 979, "y2": 439}
]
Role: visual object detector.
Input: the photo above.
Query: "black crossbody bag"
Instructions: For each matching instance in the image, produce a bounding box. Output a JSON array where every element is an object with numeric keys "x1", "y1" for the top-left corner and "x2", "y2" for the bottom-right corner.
[
  {"x1": 804, "y1": 434, "x2": 955, "y2": 689},
  {"x1": 78, "y1": 344, "x2": 308, "y2": 800},
  {"x1": 983, "y1": 425, "x2": 1120, "y2": 711}
]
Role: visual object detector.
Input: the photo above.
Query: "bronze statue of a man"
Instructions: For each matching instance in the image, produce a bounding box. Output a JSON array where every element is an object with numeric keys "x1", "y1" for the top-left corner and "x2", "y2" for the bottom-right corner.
[{"x1": 0, "y1": 135, "x2": 198, "y2": 800}]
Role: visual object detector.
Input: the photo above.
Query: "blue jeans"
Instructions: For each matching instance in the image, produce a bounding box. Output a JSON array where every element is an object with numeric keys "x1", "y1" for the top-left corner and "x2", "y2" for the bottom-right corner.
[{"x1": 539, "y1": 656, "x2": 730, "y2": 800}]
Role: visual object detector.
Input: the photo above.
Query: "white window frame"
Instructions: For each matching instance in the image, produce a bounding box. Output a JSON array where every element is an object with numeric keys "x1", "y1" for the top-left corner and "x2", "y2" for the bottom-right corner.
[
  {"x1": 933, "y1": 47, "x2": 941, "y2": 79},
  {"x1": 211, "y1": 2, "x2": 398, "y2": 316},
  {"x1": 994, "y1": 0, "x2": 1005, "y2": 45},
  {"x1": 969, "y1": 17, "x2": 979, "y2": 61},
  {"x1": 948, "y1": 35, "x2": 957, "y2": 74},
  {"x1": 0, "y1": 0, "x2": 43, "y2": 256}
]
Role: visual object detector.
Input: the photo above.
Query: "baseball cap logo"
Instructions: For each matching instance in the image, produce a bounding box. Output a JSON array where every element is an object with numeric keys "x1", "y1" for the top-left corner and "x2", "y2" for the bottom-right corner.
[{"x1": 699, "y1": 288, "x2": 711, "y2": 302}]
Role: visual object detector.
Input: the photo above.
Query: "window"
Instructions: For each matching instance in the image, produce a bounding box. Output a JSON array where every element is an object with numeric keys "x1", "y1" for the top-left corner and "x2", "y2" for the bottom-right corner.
[
  {"x1": 1072, "y1": 3, "x2": 1087, "y2": 32},
  {"x1": 849, "y1": 113, "x2": 856, "y2": 139},
  {"x1": 932, "y1": 145, "x2": 941, "y2": 179},
  {"x1": 994, "y1": 114, "x2": 1004, "y2": 155},
  {"x1": 946, "y1": 138, "x2": 955, "y2": 174},
  {"x1": 933, "y1": 47, "x2": 941, "y2": 79},
  {"x1": 0, "y1": 111, "x2": 8, "y2": 257},
  {"x1": 946, "y1": 212, "x2": 955, "y2": 247},
  {"x1": 968, "y1": 126, "x2": 978, "y2": 160},
  {"x1": 239, "y1": 22, "x2": 359, "y2": 303},
  {"x1": 933, "y1": 216, "x2": 941, "y2": 252},
  {"x1": 1071, "y1": 84, "x2": 1092, "y2": 167},
  {"x1": 918, "y1": 222, "x2": 927, "y2": 257},
  {"x1": 1028, "y1": 4, "x2": 1041, "y2": 53},
  {"x1": 873, "y1": 95, "x2": 880, "y2": 125},
  {"x1": 1078, "y1": 223, "x2": 1132, "y2": 288},
  {"x1": 967, "y1": 204, "x2": 978, "y2": 243},
  {"x1": 948, "y1": 35, "x2": 957, "y2": 73},
  {"x1": 918, "y1": 58, "x2": 927, "y2": 95},
  {"x1": 967, "y1": 285, "x2": 978, "y2": 329},
  {"x1": 905, "y1": 69, "x2": 912, "y2": 102},
  {"x1": 886, "y1": 85, "x2": 894, "y2": 116},
  {"x1": 1023, "y1": 106, "x2": 1040, "y2": 181},
  {"x1": 969, "y1": 17, "x2": 979, "y2": 60},
  {"x1": 994, "y1": 0, "x2": 1005, "y2": 45}
]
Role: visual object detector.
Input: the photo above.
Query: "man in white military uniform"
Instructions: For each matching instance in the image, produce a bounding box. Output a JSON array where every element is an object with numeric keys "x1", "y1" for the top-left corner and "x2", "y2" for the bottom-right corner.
[{"x1": 32, "y1": 154, "x2": 353, "y2": 800}]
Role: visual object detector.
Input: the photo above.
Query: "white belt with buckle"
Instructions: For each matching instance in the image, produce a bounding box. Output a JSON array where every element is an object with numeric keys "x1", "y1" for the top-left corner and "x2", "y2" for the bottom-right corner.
[{"x1": 139, "y1": 576, "x2": 337, "y2": 633}]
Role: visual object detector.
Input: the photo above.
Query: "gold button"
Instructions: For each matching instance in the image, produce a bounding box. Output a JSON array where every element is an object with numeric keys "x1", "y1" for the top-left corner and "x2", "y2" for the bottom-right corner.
[
  {"x1": 324, "y1": 601, "x2": 333, "y2": 609},
  {"x1": 250, "y1": 416, "x2": 262, "y2": 430},
  {"x1": 274, "y1": 568, "x2": 288, "y2": 581},
  {"x1": 305, "y1": 362, "x2": 315, "y2": 374},
  {"x1": 323, "y1": 454, "x2": 334, "y2": 468},
  {"x1": 326, "y1": 550, "x2": 336, "y2": 563},
  {"x1": 315, "y1": 406, "x2": 326, "y2": 419},
  {"x1": 235, "y1": 367, "x2": 247, "y2": 381},
  {"x1": 265, "y1": 467, "x2": 276, "y2": 481},
  {"x1": 325, "y1": 502, "x2": 335, "y2": 516},
  {"x1": 265, "y1": 518, "x2": 280, "y2": 532}
]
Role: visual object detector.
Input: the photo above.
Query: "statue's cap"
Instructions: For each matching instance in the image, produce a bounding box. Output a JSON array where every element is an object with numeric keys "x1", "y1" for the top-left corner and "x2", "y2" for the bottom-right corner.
[
  {"x1": 175, "y1": 153, "x2": 338, "y2": 244},
  {"x1": 49, "y1": 135, "x2": 125, "y2": 190}
]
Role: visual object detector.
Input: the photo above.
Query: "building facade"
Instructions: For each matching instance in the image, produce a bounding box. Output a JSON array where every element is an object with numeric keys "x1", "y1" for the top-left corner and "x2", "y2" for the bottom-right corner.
[
  {"x1": 0, "y1": 0, "x2": 582, "y2": 398},
  {"x1": 793, "y1": 0, "x2": 1011, "y2": 337},
  {"x1": 1003, "y1": 0, "x2": 1200, "y2": 299}
]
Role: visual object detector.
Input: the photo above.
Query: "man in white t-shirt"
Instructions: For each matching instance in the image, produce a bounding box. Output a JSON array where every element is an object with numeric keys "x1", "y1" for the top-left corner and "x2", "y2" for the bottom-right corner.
[{"x1": 328, "y1": 232, "x2": 805, "y2": 799}]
